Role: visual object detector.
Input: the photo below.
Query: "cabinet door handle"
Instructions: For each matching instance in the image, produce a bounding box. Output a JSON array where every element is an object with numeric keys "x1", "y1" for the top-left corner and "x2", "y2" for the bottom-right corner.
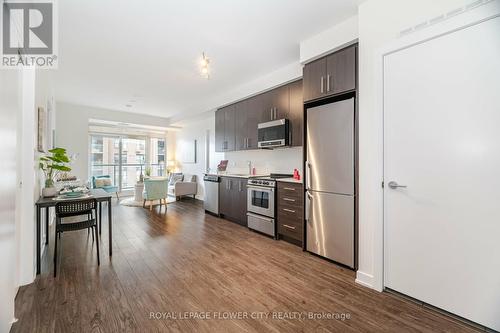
[
  {"x1": 239, "y1": 181, "x2": 242, "y2": 192},
  {"x1": 283, "y1": 208, "x2": 296, "y2": 213},
  {"x1": 326, "y1": 74, "x2": 330, "y2": 92},
  {"x1": 283, "y1": 187, "x2": 295, "y2": 191},
  {"x1": 320, "y1": 76, "x2": 324, "y2": 93},
  {"x1": 282, "y1": 224, "x2": 296, "y2": 230},
  {"x1": 274, "y1": 107, "x2": 277, "y2": 120},
  {"x1": 283, "y1": 198, "x2": 295, "y2": 202},
  {"x1": 270, "y1": 108, "x2": 273, "y2": 120},
  {"x1": 246, "y1": 137, "x2": 250, "y2": 148}
]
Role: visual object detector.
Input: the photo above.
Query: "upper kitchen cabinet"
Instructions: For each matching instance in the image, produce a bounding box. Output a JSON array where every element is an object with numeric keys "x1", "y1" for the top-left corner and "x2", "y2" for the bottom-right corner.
[
  {"x1": 215, "y1": 104, "x2": 236, "y2": 152},
  {"x1": 235, "y1": 100, "x2": 249, "y2": 151},
  {"x1": 303, "y1": 57, "x2": 327, "y2": 102},
  {"x1": 215, "y1": 108, "x2": 225, "y2": 152},
  {"x1": 326, "y1": 45, "x2": 356, "y2": 95},
  {"x1": 288, "y1": 80, "x2": 303, "y2": 146},
  {"x1": 256, "y1": 85, "x2": 290, "y2": 123},
  {"x1": 215, "y1": 79, "x2": 303, "y2": 151},
  {"x1": 303, "y1": 44, "x2": 357, "y2": 103}
]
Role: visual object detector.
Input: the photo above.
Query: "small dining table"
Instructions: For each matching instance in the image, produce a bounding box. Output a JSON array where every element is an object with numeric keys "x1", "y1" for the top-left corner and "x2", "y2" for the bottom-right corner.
[{"x1": 35, "y1": 188, "x2": 113, "y2": 275}]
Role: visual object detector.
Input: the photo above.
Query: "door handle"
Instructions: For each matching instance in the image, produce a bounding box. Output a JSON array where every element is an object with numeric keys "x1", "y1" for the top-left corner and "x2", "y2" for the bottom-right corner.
[
  {"x1": 283, "y1": 208, "x2": 296, "y2": 213},
  {"x1": 305, "y1": 192, "x2": 313, "y2": 221},
  {"x1": 305, "y1": 160, "x2": 311, "y2": 190},
  {"x1": 238, "y1": 181, "x2": 242, "y2": 192},
  {"x1": 283, "y1": 198, "x2": 295, "y2": 202},
  {"x1": 388, "y1": 181, "x2": 407, "y2": 189},
  {"x1": 326, "y1": 74, "x2": 330, "y2": 92},
  {"x1": 270, "y1": 108, "x2": 273, "y2": 120},
  {"x1": 274, "y1": 108, "x2": 277, "y2": 120},
  {"x1": 282, "y1": 224, "x2": 296, "y2": 230},
  {"x1": 320, "y1": 76, "x2": 324, "y2": 93}
]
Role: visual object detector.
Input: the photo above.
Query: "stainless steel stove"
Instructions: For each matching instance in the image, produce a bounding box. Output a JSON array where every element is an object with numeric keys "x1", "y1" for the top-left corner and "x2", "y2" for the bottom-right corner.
[{"x1": 247, "y1": 174, "x2": 292, "y2": 237}]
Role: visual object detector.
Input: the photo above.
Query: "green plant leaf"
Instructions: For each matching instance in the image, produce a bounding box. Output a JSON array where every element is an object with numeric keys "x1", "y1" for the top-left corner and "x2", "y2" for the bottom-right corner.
[
  {"x1": 51, "y1": 165, "x2": 71, "y2": 172},
  {"x1": 49, "y1": 147, "x2": 66, "y2": 154}
]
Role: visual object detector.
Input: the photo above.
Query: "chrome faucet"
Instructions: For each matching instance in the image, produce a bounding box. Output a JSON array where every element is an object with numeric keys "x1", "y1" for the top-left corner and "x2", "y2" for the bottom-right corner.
[{"x1": 247, "y1": 160, "x2": 252, "y2": 175}]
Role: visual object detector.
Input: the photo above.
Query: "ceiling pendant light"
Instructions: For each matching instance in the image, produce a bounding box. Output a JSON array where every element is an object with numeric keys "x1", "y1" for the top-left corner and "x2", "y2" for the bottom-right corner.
[{"x1": 200, "y1": 52, "x2": 210, "y2": 79}]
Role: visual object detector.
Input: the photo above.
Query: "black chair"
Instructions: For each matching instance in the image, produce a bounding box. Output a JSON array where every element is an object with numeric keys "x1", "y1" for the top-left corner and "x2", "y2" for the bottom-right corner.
[{"x1": 54, "y1": 198, "x2": 100, "y2": 277}]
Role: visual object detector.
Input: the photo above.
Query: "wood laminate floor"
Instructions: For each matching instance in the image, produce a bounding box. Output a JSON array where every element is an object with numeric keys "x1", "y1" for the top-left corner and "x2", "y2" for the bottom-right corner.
[{"x1": 12, "y1": 199, "x2": 479, "y2": 332}]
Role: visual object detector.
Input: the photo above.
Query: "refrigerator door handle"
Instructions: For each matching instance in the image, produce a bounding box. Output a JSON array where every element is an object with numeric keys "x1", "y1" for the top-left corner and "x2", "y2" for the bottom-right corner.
[
  {"x1": 305, "y1": 160, "x2": 311, "y2": 190},
  {"x1": 305, "y1": 192, "x2": 313, "y2": 222}
]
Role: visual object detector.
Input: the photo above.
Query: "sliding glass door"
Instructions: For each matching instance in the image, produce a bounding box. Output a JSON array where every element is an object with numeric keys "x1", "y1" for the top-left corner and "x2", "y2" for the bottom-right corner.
[
  {"x1": 120, "y1": 137, "x2": 146, "y2": 190},
  {"x1": 90, "y1": 135, "x2": 121, "y2": 186},
  {"x1": 89, "y1": 135, "x2": 166, "y2": 192}
]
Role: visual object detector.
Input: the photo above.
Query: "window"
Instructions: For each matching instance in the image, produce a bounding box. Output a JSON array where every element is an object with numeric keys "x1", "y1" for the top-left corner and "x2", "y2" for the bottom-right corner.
[{"x1": 89, "y1": 134, "x2": 167, "y2": 190}]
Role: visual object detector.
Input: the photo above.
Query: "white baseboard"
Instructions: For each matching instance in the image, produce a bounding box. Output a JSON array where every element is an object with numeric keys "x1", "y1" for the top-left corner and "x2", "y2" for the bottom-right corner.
[{"x1": 355, "y1": 271, "x2": 375, "y2": 289}]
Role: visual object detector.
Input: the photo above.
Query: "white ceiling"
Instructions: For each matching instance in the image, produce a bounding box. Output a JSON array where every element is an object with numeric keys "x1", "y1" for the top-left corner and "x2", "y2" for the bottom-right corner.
[{"x1": 55, "y1": 0, "x2": 363, "y2": 120}]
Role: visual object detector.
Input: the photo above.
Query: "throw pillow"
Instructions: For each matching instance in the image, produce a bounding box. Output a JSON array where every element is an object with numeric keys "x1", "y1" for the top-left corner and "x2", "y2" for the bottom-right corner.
[
  {"x1": 169, "y1": 174, "x2": 184, "y2": 185},
  {"x1": 95, "y1": 178, "x2": 112, "y2": 187}
]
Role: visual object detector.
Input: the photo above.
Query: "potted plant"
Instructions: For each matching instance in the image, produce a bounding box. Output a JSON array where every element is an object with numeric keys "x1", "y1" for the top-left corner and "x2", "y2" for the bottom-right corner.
[
  {"x1": 39, "y1": 147, "x2": 72, "y2": 197},
  {"x1": 145, "y1": 166, "x2": 152, "y2": 178}
]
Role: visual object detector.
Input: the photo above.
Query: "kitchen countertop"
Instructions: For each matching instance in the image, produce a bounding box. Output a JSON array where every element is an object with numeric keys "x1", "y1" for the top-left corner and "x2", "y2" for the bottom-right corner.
[
  {"x1": 206, "y1": 173, "x2": 268, "y2": 179},
  {"x1": 276, "y1": 177, "x2": 303, "y2": 184}
]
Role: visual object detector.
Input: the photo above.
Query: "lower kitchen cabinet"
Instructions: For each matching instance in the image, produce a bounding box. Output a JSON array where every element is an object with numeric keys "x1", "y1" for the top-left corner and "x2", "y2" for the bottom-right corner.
[
  {"x1": 219, "y1": 177, "x2": 247, "y2": 226},
  {"x1": 277, "y1": 181, "x2": 304, "y2": 246}
]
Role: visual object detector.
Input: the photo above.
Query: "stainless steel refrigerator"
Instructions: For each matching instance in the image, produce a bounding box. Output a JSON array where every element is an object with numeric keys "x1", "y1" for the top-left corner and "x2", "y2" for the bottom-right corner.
[{"x1": 305, "y1": 98, "x2": 355, "y2": 268}]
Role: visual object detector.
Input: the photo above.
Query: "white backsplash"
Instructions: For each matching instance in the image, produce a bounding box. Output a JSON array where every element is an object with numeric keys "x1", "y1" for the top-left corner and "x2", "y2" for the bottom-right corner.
[{"x1": 224, "y1": 147, "x2": 303, "y2": 176}]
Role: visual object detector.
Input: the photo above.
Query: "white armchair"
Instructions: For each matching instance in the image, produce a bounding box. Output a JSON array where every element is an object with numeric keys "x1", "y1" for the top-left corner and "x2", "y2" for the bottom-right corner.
[{"x1": 167, "y1": 173, "x2": 197, "y2": 200}]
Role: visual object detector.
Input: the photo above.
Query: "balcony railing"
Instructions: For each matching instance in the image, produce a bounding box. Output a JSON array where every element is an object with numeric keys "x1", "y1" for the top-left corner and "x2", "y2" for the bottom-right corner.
[{"x1": 90, "y1": 163, "x2": 165, "y2": 191}]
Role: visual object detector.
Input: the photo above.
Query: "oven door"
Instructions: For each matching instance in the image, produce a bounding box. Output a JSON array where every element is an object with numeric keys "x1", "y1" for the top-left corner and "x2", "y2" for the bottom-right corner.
[{"x1": 247, "y1": 185, "x2": 275, "y2": 218}]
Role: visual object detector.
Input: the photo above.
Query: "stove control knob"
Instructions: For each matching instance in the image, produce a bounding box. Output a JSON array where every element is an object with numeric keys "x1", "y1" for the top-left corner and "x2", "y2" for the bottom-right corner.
[{"x1": 263, "y1": 181, "x2": 269, "y2": 185}]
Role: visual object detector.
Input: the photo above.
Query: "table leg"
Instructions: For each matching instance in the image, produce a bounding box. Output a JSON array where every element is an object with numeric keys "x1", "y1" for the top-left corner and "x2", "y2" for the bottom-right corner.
[
  {"x1": 99, "y1": 201, "x2": 102, "y2": 235},
  {"x1": 36, "y1": 205, "x2": 41, "y2": 275},
  {"x1": 45, "y1": 207, "x2": 49, "y2": 245},
  {"x1": 108, "y1": 198, "x2": 112, "y2": 256}
]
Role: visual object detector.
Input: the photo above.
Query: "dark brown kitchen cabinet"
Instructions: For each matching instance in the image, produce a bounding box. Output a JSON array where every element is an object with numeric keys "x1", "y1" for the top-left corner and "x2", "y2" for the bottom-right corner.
[
  {"x1": 235, "y1": 99, "x2": 259, "y2": 150},
  {"x1": 256, "y1": 85, "x2": 290, "y2": 123},
  {"x1": 277, "y1": 181, "x2": 304, "y2": 246},
  {"x1": 326, "y1": 45, "x2": 356, "y2": 95},
  {"x1": 235, "y1": 100, "x2": 248, "y2": 151},
  {"x1": 215, "y1": 79, "x2": 304, "y2": 151},
  {"x1": 215, "y1": 105, "x2": 236, "y2": 152},
  {"x1": 288, "y1": 80, "x2": 303, "y2": 146},
  {"x1": 219, "y1": 177, "x2": 247, "y2": 226},
  {"x1": 303, "y1": 57, "x2": 326, "y2": 102},
  {"x1": 245, "y1": 97, "x2": 259, "y2": 149},
  {"x1": 303, "y1": 44, "x2": 357, "y2": 102},
  {"x1": 215, "y1": 108, "x2": 225, "y2": 152}
]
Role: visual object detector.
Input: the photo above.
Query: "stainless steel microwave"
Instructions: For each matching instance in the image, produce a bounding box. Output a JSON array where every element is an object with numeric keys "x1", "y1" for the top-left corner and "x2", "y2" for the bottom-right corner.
[{"x1": 257, "y1": 119, "x2": 289, "y2": 148}]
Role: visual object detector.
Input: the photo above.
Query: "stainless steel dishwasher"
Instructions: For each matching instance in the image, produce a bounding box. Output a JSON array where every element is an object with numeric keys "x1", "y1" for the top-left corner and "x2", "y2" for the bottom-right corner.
[{"x1": 203, "y1": 175, "x2": 220, "y2": 216}]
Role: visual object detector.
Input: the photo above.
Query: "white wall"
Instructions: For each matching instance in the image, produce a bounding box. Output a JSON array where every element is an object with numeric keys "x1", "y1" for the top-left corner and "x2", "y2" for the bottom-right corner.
[
  {"x1": 356, "y1": 0, "x2": 469, "y2": 290},
  {"x1": 15, "y1": 68, "x2": 56, "y2": 288},
  {"x1": 225, "y1": 148, "x2": 303, "y2": 176},
  {"x1": 0, "y1": 65, "x2": 21, "y2": 333},
  {"x1": 300, "y1": 15, "x2": 359, "y2": 64},
  {"x1": 174, "y1": 113, "x2": 224, "y2": 200},
  {"x1": 56, "y1": 102, "x2": 171, "y2": 182}
]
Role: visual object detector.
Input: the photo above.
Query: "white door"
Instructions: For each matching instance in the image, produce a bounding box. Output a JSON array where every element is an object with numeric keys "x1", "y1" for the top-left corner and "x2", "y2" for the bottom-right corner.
[{"x1": 384, "y1": 16, "x2": 500, "y2": 330}]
